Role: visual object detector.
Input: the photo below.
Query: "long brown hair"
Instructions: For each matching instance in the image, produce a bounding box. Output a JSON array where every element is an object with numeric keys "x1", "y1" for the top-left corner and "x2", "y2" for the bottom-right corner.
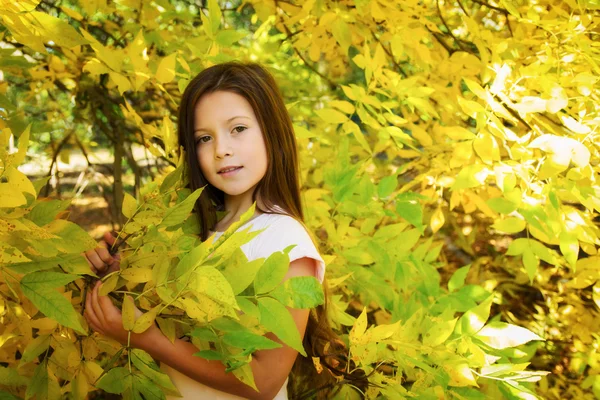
[{"x1": 177, "y1": 61, "x2": 368, "y2": 398}]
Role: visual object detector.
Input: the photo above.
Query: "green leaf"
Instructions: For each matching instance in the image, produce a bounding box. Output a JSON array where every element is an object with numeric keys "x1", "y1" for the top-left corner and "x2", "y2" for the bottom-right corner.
[
  {"x1": 221, "y1": 331, "x2": 282, "y2": 351},
  {"x1": 215, "y1": 30, "x2": 247, "y2": 47},
  {"x1": 131, "y1": 349, "x2": 181, "y2": 396},
  {"x1": 211, "y1": 317, "x2": 247, "y2": 332},
  {"x1": 0, "y1": 390, "x2": 22, "y2": 400},
  {"x1": 96, "y1": 367, "x2": 130, "y2": 394},
  {"x1": 258, "y1": 297, "x2": 306, "y2": 356},
  {"x1": 44, "y1": 219, "x2": 97, "y2": 253},
  {"x1": 559, "y1": 231, "x2": 579, "y2": 269},
  {"x1": 7, "y1": 254, "x2": 90, "y2": 275},
  {"x1": 25, "y1": 359, "x2": 56, "y2": 400},
  {"x1": 193, "y1": 350, "x2": 224, "y2": 360},
  {"x1": 174, "y1": 240, "x2": 211, "y2": 281},
  {"x1": 26, "y1": 200, "x2": 70, "y2": 226},
  {"x1": 189, "y1": 327, "x2": 219, "y2": 341},
  {"x1": 193, "y1": 267, "x2": 238, "y2": 308},
  {"x1": 132, "y1": 373, "x2": 166, "y2": 400},
  {"x1": 522, "y1": 249, "x2": 539, "y2": 284},
  {"x1": 19, "y1": 334, "x2": 51, "y2": 366},
  {"x1": 459, "y1": 294, "x2": 493, "y2": 335},
  {"x1": 208, "y1": 0, "x2": 222, "y2": 35},
  {"x1": 378, "y1": 175, "x2": 398, "y2": 199},
  {"x1": 332, "y1": 18, "x2": 352, "y2": 55},
  {"x1": 160, "y1": 188, "x2": 203, "y2": 227},
  {"x1": 423, "y1": 317, "x2": 458, "y2": 347},
  {"x1": 220, "y1": 248, "x2": 263, "y2": 295},
  {"x1": 269, "y1": 276, "x2": 325, "y2": 308},
  {"x1": 254, "y1": 250, "x2": 291, "y2": 295},
  {"x1": 487, "y1": 197, "x2": 518, "y2": 214},
  {"x1": 231, "y1": 363, "x2": 257, "y2": 391},
  {"x1": 492, "y1": 217, "x2": 526, "y2": 234},
  {"x1": 160, "y1": 161, "x2": 183, "y2": 193},
  {"x1": 395, "y1": 194, "x2": 424, "y2": 232},
  {"x1": 20, "y1": 272, "x2": 85, "y2": 334},
  {"x1": 448, "y1": 264, "x2": 470, "y2": 292},
  {"x1": 476, "y1": 322, "x2": 543, "y2": 349}
]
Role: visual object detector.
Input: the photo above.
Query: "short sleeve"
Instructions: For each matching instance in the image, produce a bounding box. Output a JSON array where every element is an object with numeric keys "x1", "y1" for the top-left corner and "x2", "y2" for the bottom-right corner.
[{"x1": 249, "y1": 215, "x2": 326, "y2": 283}]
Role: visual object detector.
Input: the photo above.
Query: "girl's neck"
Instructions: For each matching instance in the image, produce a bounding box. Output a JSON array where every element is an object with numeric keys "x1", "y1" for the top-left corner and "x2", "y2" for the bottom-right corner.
[{"x1": 214, "y1": 193, "x2": 266, "y2": 232}]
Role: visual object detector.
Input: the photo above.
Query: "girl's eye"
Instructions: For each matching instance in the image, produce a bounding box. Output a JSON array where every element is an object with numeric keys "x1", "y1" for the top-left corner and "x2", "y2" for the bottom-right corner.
[
  {"x1": 233, "y1": 126, "x2": 247, "y2": 134},
  {"x1": 196, "y1": 136, "x2": 211, "y2": 145}
]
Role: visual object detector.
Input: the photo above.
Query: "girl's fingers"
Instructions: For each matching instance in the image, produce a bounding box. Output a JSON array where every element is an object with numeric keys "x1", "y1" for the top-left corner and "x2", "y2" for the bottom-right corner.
[
  {"x1": 85, "y1": 251, "x2": 108, "y2": 274},
  {"x1": 95, "y1": 243, "x2": 114, "y2": 265},
  {"x1": 103, "y1": 232, "x2": 118, "y2": 252},
  {"x1": 90, "y1": 282, "x2": 108, "y2": 327},
  {"x1": 84, "y1": 298, "x2": 105, "y2": 335}
]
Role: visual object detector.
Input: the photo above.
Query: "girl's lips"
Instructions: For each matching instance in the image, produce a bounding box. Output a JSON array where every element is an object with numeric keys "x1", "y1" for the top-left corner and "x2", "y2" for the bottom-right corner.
[{"x1": 218, "y1": 166, "x2": 243, "y2": 176}]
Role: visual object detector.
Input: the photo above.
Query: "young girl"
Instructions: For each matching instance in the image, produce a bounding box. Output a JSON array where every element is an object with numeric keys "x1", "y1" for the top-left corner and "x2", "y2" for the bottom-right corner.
[{"x1": 84, "y1": 62, "x2": 356, "y2": 399}]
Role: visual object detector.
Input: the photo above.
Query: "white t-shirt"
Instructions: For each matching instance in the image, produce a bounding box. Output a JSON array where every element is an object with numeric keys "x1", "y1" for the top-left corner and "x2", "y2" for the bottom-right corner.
[{"x1": 161, "y1": 211, "x2": 326, "y2": 399}]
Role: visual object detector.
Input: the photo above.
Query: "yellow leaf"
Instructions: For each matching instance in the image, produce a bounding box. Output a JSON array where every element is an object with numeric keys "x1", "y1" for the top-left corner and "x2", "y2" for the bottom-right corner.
[
  {"x1": 561, "y1": 115, "x2": 591, "y2": 134},
  {"x1": 122, "y1": 192, "x2": 137, "y2": 219},
  {"x1": 349, "y1": 307, "x2": 368, "y2": 343},
  {"x1": 545, "y1": 85, "x2": 568, "y2": 114},
  {"x1": 423, "y1": 318, "x2": 457, "y2": 347},
  {"x1": 445, "y1": 362, "x2": 478, "y2": 387},
  {"x1": 120, "y1": 267, "x2": 153, "y2": 283},
  {"x1": 60, "y1": 6, "x2": 84, "y2": 21},
  {"x1": 593, "y1": 285, "x2": 600, "y2": 309},
  {"x1": 156, "y1": 53, "x2": 177, "y2": 84},
  {"x1": 30, "y1": 11, "x2": 88, "y2": 48},
  {"x1": 371, "y1": 1, "x2": 386, "y2": 21},
  {"x1": 343, "y1": 121, "x2": 371, "y2": 154},
  {"x1": 457, "y1": 97, "x2": 486, "y2": 119},
  {"x1": 463, "y1": 78, "x2": 487, "y2": 100},
  {"x1": 559, "y1": 231, "x2": 579, "y2": 269},
  {"x1": 492, "y1": 217, "x2": 526, "y2": 233},
  {"x1": 440, "y1": 126, "x2": 476, "y2": 140},
  {"x1": 332, "y1": 18, "x2": 352, "y2": 55},
  {"x1": 82, "y1": 58, "x2": 110, "y2": 76},
  {"x1": 8, "y1": 124, "x2": 30, "y2": 167},
  {"x1": 122, "y1": 295, "x2": 136, "y2": 331},
  {"x1": 132, "y1": 305, "x2": 160, "y2": 334},
  {"x1": 316, "y1": 108, "x2": 348, "y2": 124},
  {"x1": 514, "y1": 96, "x2": 547, "y2": 114},
  {"x1": 410, "y1": 125, "x2": 433, "y2": 147},
  {"x1": 109, "y1": 72, "x2": 130, "y2": 95},
  {"x1": 329, "y1": 100, "x2": 355, "y2": 114},
  {"x1": 473, "y1": 132, "x2": 500, "y2": 164},
  {"x1": 232, "y1": 363, "x2": 258, "y2": 391},
  {"x1": 430, "y1": 207, "x2": 445, "y2": 234}
]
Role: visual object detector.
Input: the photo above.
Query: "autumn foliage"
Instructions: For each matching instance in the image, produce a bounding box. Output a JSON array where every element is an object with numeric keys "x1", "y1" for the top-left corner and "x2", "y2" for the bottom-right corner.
[{"x1": 1, "y1": 0, "x2": 600, "y2": 399}]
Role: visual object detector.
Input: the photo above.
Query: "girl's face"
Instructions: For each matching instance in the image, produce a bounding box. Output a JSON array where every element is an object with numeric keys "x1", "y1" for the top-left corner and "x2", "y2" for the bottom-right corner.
[{"x1": 193, "y1": 90, "x2": 268, "y2": 200}]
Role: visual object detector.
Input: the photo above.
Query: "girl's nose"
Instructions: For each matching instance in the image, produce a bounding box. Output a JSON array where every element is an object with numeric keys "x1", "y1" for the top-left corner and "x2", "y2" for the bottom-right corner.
[{"x1": 214, "y1": 135, "x2": 233, "y2": 159}]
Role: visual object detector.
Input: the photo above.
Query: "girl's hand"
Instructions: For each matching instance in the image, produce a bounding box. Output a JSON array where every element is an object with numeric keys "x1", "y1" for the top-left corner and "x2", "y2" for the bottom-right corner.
[
  {"x1": 84, "y1": 281, "x2": 160, "y2": 349},
  {"x1": 84, "y1": 232, "x2": 121, "y2": 277}
]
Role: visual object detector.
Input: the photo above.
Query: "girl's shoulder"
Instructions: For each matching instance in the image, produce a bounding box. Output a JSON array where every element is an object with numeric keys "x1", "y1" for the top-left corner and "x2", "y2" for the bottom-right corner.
[{"x1": 248, "y1": 211, "x2": 326, "y2": 283}]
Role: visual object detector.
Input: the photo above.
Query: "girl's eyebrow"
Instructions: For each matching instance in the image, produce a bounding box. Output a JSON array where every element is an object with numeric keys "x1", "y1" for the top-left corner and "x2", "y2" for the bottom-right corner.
[{"x1": 194, "y1": 116, "x2": 251, "y2": 133}]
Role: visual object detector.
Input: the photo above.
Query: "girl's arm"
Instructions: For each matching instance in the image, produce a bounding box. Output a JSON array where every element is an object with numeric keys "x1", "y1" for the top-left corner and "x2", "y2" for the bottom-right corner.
[{"x1": 84, "y1": 256, "x2": 317, "y2": 400}]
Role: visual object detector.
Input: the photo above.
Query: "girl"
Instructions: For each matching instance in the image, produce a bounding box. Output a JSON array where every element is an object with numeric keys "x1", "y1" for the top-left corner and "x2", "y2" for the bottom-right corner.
[{"x1": 84, "y1": 62, "x2": 358, "y2": 399}]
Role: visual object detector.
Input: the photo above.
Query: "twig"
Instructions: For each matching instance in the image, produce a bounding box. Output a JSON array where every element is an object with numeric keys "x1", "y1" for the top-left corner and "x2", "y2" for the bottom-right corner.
[
  {"x1": 274, "y1": 1, "x2": 338, "y2": 89},
  {"x1": 428, "y1": 28, "x2": 455, "y2": 55},
  {"x1": 457, "y1": 0, "x2": 470, "y2": 16},
  {"x1": 437, "y1": 0, "x2": 469, "y2": 52},
  {"x1": 370, "y1": 31, "x2": 408, "y2": 78},
  {"x1": 471, "y1": 0, "x2": 507, "y2": 13}
]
